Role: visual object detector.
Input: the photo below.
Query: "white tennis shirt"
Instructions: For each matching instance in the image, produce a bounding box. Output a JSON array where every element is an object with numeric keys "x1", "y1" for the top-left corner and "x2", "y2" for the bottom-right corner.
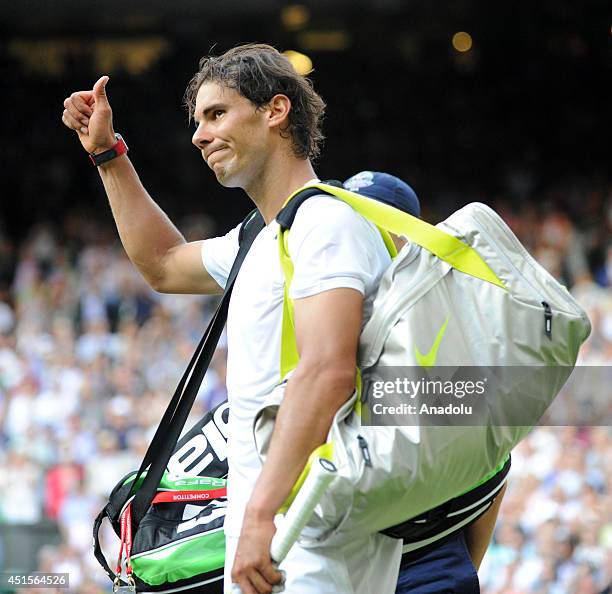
[{"x1": 201, "y1": 195, "x2": 391, "y2": 536}]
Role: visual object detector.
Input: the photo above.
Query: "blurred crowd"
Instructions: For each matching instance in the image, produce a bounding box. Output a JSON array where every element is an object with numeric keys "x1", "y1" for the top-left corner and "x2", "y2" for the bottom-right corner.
[{"x1": 0, "y1": 179, "x2": 610, "y2": 593}]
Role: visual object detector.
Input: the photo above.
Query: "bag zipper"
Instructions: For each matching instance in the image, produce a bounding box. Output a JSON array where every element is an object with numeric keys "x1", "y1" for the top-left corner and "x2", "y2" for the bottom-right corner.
[
  {"x1": 130, "y1": 526, "x2": 224, "y2": 559},
  {"x1": 357, "y1": 435, "x2": 372, "y2": 467},
  {"x1": 542, "y1": 301, "x2": 552, "y2": 339}
]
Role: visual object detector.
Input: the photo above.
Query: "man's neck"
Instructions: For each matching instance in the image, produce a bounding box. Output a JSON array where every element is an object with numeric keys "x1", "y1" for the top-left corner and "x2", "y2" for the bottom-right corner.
[{"x1": 246, "y1": 154, "x2": 317, "y2": 225}]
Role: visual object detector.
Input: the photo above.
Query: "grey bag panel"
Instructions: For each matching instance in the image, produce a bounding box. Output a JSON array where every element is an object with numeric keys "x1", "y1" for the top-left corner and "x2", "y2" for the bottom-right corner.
[
  {"x1": 323, "y1": 423, "x2": 522, "y2": 543},
  {"x1": 360, "y1": 202, "x2": 590, "y2": 370}
]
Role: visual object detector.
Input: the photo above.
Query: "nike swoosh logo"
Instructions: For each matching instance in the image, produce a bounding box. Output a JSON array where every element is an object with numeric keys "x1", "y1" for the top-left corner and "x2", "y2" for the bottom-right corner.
[{"x1": 414, "y1": 315, "x2": 450, "y2": 367}]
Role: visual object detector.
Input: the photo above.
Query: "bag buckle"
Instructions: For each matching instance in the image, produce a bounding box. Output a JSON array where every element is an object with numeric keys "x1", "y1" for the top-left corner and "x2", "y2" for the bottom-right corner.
[{"x1": 113, "y1": 575, "x2": 135, "y2": 592}]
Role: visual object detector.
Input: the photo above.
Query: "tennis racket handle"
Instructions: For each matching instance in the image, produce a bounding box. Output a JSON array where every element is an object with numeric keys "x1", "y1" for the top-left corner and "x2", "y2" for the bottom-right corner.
[
  {"x1": 270, "y1": 457, "x2": 337, "y2": 563},
  {"x1": 230, "y1": 458, "x2": 337, "y2": 594}
]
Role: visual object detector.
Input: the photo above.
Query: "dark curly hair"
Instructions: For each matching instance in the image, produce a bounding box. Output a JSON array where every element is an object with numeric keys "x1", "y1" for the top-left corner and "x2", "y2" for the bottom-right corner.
[{"x1": 184, "y1": 43, "x2": 326, "y2": 161}]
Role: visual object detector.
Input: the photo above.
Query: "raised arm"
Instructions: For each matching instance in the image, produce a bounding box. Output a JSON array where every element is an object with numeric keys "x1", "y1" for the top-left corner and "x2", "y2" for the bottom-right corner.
[{"x1": 61, "y1": 76, "x2": 221, "y2": 295}]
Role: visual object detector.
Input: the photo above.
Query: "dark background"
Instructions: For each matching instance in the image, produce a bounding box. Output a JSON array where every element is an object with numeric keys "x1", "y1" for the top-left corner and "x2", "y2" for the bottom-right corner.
[{"x1": 1, "y1": 0, "x2": 610, "y2": 242}]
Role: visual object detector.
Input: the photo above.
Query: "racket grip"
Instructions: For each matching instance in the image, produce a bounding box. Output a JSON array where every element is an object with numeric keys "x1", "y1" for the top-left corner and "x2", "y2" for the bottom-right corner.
[
  {"x1": 230, "y1": 457, "x2": 337, "y2": 594},
  {"x1": 270, "y1": 457, "x2": 337, "y2": 563}
]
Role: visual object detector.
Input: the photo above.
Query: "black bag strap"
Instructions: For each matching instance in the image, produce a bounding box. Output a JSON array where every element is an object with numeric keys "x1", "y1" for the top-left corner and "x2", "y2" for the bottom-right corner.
[
  {"x1": 239, "y1": 208, "x2": 264, "y2": 243},
  {"x1": 276, "y1": 180, "x2": 342, "y2": 231},
  {"x1": 129, "y1": 210, "x2": 265, "y2": 525},
  {"x1": 93, "y1": 508, "x2": 120, "y2": 584}
]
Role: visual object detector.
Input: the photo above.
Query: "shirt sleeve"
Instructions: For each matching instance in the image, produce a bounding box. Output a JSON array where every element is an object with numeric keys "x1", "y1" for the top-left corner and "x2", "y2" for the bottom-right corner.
[
  {"x1": 287, "y1": 195, "x2": 390, "y2": 300},
  {"x1": 201, "y1": 223, "x2": 241, "y2": 290}
]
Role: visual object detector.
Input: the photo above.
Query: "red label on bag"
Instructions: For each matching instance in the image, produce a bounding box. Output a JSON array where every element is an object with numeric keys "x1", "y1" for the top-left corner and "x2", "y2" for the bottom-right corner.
[{"x1": 152, "y1": 488, "x2": 227, "y2": 503}]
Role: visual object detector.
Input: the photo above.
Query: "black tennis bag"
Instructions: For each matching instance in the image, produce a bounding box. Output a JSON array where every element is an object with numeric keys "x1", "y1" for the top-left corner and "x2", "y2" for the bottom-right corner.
[{"x1": 93, "y1": 402, "x2": 231, "y2": 593}]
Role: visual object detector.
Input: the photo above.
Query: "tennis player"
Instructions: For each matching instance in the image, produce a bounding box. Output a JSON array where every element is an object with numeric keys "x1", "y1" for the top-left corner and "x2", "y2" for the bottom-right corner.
[{"x1": 62, "y1": 44, "x2": 402, "y2": 593}]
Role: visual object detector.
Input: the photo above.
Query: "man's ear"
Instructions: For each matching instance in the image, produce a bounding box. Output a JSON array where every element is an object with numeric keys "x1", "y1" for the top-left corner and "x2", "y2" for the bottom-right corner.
[{"x1": 267, "y1": 94, "x2": 292, "y2": 130}]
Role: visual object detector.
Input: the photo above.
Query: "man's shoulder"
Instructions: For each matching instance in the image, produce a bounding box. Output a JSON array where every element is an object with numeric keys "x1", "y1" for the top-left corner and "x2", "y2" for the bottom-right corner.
[{"x1": 287, "y1": 193, "x2": 390, "y2": 266}]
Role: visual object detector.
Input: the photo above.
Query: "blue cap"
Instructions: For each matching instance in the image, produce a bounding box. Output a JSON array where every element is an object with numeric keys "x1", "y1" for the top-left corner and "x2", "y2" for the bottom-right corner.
[{"x1": 343, "y1": 171, "x2": 420, "y2": 218}]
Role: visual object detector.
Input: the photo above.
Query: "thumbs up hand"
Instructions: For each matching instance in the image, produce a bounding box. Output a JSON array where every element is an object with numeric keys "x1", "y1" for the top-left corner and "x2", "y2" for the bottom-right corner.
[{"x1": 62, "y1": 76, "x2": 116, "y2": 155}]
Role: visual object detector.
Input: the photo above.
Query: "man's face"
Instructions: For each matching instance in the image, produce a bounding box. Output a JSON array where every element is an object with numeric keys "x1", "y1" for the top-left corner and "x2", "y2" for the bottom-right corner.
[{"x1": 191, "y1": 82, "x2": 270, "y2": 188}]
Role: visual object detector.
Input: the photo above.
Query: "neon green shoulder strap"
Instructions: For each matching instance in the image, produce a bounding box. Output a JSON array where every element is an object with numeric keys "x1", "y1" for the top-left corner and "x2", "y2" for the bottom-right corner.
[{"x1": 277, "y1": 182, "x2": 506, "y2": 380}]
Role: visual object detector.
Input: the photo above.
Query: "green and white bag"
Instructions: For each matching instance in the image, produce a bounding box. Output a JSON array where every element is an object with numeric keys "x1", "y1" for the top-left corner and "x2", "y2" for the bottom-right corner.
[
  {"x1": 254, "y1": 182, "x2": 591, "y2": 546},
  {"x1": 93, "y1": 472, "x2": 227, "y2": 593}
]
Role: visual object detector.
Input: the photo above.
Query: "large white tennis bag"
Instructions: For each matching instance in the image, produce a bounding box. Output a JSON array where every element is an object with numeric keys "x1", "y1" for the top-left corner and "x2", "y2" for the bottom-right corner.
[{"x1": 255, "y1": 190, "x2": 591, "y2": 546}]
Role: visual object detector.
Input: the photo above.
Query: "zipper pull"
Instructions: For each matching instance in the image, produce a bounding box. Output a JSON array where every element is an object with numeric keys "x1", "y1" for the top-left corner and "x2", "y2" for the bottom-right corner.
[
  {"x1": 357, "y1": 435, "x2": 372, "y2": 467},
  {"x1": 542, "y1": 301, "x2": 552, "y2": 339}
]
